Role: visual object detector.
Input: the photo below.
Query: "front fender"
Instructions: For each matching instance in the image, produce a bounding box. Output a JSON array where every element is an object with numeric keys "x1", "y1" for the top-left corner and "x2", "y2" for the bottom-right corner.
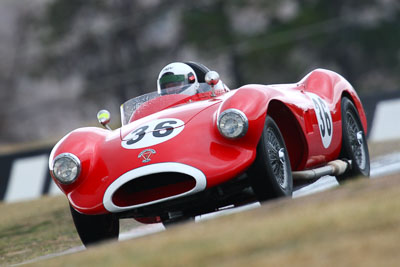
[
  {"x1": 217, "y1": 86, "x2": 281, "y2": 147},
  {"x1": 49, "y1": 127, "x2": 114, "y2": 213}
]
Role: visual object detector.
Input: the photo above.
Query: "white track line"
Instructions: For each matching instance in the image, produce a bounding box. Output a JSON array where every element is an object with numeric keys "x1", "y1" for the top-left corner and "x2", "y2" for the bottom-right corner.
[{"x1": 119, "y1": 223, "x2": 165, "y2": 241}]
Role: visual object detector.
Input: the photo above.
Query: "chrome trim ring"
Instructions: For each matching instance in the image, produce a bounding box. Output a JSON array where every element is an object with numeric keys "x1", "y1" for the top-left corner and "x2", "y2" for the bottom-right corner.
[
  {"x1": 217, "y1": 108, "x2": 249, "y2": 139},
  {"x1": 52, "y1": 153, "x2": 81, "y2": 185}
]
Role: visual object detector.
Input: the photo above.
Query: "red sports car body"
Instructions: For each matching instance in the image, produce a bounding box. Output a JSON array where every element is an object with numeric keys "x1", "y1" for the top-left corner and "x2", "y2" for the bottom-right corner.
[{"x1": 49, "y1": 67, "x2": 370, "y2": 246}]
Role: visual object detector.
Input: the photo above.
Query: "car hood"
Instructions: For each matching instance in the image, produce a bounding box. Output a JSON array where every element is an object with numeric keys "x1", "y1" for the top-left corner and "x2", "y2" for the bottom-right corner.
[{"x1": 120, "y1": 98, "x2": 221, "y2": 142}]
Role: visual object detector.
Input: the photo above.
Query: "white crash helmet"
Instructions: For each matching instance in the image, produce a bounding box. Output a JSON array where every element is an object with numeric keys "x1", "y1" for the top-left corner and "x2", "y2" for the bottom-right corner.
[{"x1": 157, "y1": 62, "x2": 200, "y2": 96}]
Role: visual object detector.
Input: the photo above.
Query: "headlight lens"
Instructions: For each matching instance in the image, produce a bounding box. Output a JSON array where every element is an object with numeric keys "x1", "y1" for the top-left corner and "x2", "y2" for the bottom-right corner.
[
  {"x1": 52, "y1": 153, "x2": 81, "y2": 184},
  {"x1": 217, "y1": 109, "x2": 249, "y2": 139}
]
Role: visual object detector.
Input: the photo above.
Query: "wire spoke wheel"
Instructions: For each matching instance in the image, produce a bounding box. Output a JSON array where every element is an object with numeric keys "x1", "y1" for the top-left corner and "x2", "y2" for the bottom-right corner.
[
  {"x1": 339, "y1": 97, "x2": 370, "y2": 180},
  {"x1": 346, "y1": 111, "x2": 366, "y2": 170},
  {"x1": 266, "y1": 128, "x2": 288, "y2": 189},
  {"x1": 249, "y1": 116, "x2": 292, "y2": 201}
]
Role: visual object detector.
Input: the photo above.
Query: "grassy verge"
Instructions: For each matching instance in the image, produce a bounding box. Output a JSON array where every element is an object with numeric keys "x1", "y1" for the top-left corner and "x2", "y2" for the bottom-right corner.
[
  {"x1": 23, "y1": 175, "x2": 400, "y2": 267},
  {"x1": 0, "y1": 139, "x2": 399, "y2": 266},
  {"x1": 0, "y1": 196, "x2": 80, "y2": 265},
  {"x1": 0, "y1": 196, "x2": 142, "y2": 266}
]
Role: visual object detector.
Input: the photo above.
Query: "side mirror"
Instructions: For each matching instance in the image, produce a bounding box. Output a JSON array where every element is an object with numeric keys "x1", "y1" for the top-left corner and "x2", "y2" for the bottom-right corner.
[
  {"x1": 205, "y1": 71, "x2": 220, "y2": 85},
  {"x1": 205, "y1": 71, "x2": 220, "y2": 97},
  {"x1": 97, "y1": 109, "x2": 112, "y2": 130}
]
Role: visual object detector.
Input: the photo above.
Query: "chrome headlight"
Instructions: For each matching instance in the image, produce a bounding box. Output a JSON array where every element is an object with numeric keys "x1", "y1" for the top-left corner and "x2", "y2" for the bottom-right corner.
[
  {"x1": 52, "y1": 153, "x2": 81, "y2": 185},
  {"x1": 217, "y1": 109, "x2": 249, "y2": 139}
]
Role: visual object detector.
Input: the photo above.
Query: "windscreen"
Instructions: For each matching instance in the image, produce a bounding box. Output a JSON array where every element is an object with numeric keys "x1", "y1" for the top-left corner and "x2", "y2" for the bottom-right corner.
[
  {"x1": 120, "y1": 83, "x2": 215, "y2": 125},
  {"x1": 120, "y1": 92, "x2": 159, "y2": 125}
]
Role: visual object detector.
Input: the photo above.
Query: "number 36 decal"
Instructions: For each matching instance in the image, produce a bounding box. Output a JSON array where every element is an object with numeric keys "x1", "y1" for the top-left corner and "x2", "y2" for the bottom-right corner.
[
  {"x1": 122, "y1": 118, "x2": 185, "y2": 149},
  {"x1": 307, "y1": 93, "x2": 333, "y2": 148}
]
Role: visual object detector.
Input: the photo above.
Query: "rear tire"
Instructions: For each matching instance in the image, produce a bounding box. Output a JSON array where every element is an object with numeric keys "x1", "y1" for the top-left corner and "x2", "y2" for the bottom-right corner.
[
  {"x1": 249, "y1": 116, "x2": 293, "y2": 201},
  {"x1": 338, "y1": 97, "x2": 370, "y2": 180},
  {"x1": 70, "y1": 205, "x2": 119, "y2": 247}
]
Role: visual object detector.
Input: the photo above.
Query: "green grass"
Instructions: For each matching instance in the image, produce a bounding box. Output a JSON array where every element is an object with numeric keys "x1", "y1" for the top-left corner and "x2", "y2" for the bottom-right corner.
[
  {"x1": 0, "y1": 196, "x2": 80, "y2": 265},
  {"x1": 0, "y1": 196, "x2": 143, "y2": 266}
]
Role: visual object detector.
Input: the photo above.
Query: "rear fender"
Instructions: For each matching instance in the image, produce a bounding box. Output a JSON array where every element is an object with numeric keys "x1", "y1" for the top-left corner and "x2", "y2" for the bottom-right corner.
[
  {"x1": 300, "y1": 69, "x2": 340, "y2": 102},
  {"x1": 341, "y1": 89, "x2": 368, "y2": 134},
  {"x1": 302, "y1": 69, "x2": 367, "y2": 135}
]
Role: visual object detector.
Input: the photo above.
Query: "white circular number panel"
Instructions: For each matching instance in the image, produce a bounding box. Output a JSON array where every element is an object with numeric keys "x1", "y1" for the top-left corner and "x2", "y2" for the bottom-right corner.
[
  {"x1": 122, "y1": 118, "x2": 185, "y2": 149},
  {"x1": 307, "y1": 93, "x2": 333, "y2": 148}
]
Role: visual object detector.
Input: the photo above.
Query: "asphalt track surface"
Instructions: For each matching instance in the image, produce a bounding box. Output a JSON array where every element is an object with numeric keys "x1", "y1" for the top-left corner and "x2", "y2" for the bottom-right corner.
[{"x1": 15, "y1": 152, "x2": 400, "y2": 266}]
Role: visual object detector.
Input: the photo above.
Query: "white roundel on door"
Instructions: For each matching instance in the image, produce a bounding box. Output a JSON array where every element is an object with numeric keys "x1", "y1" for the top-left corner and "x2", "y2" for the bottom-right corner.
[
  {"x1": 307, "y1": 93, "x2": 333, "y2": 148},
  {"x1": 122, "y1": 118, "x2": 185, "y2": 149}
]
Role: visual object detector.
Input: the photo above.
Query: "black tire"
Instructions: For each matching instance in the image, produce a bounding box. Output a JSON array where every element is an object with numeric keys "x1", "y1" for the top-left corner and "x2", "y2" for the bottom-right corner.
[
  {"x1": 338, "y1": 97, "x2": 370, "y2": 180},
  {"x1": 70, "y1": 205, "x2": 119, "y2": 247},
  {"x1": 249, "y1": 116, "x2": 293, "y2": 201}
]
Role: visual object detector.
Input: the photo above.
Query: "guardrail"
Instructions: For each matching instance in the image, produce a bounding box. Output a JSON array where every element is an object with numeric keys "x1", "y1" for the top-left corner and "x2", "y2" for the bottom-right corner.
[{"x1": 1, "y1": 92, "x2": 400, "y2": 203}]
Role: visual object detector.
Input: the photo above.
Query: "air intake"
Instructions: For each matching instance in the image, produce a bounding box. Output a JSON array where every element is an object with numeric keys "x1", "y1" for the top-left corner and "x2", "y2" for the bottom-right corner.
[
  {"x1": 103, "y1": 162, "x2": 207, "y2": 212},
  {"x1": 112, "y1": 172, "x2": 196, "y2": 207}
]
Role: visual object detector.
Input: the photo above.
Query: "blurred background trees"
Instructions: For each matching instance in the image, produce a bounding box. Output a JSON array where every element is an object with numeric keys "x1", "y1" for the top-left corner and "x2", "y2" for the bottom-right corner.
[{"x1": 0, "y1": 0, "x2": 399, "y2": 145}]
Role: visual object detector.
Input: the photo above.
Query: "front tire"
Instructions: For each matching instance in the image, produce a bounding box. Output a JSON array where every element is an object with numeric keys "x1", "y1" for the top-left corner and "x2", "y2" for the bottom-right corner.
[
  {"x1": 70, "y1": 205, "x2": 119, "y2": 247},
  {"x1": 249, "y1": 116, "x2": 293, "y2": 201},
  {"x1": 339, "y1": 97, "x2": 370, "y2": 180}
]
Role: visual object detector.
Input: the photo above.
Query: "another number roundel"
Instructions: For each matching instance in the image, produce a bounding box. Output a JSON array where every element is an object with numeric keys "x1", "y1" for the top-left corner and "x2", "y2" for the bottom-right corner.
[
  {"x1": 307, "y1": 93, "x2": 333, "y2": 148},
  {"x1": 122, "y1": 118, "x2": 185, "y2": 149}
]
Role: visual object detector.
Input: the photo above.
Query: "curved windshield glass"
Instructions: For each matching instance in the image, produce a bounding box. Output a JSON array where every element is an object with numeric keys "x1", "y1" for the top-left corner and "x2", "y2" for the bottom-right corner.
[
  {"x1": 120, "y1": 92, "x2": 159, "y2": 125},
  {"x1": 121, "y1": 83, "x2": 215, "y2": 125}
]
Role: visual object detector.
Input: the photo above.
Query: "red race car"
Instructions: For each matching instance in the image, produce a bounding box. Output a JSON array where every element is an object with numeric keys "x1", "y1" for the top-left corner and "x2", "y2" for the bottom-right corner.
[{"x1": 49, "y1": 62, "x2": 370, "y2": 246}]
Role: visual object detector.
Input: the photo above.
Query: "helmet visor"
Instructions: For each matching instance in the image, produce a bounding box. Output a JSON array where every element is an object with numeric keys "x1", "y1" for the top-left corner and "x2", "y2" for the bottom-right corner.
[{"x1": 159, "y1": 74, "x2": 186, "y2": 90}]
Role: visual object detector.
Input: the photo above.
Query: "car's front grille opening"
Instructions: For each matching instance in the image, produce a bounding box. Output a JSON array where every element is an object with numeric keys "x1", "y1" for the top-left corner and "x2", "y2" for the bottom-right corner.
[{"x1": 112, "y1": 172, "x2": 196, "y2": 207}]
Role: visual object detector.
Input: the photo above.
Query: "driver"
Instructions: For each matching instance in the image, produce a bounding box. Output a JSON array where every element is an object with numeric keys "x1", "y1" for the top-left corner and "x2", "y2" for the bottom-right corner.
[{"x1": 157, "y1": 62, "x2": 200, "y2": 96}]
